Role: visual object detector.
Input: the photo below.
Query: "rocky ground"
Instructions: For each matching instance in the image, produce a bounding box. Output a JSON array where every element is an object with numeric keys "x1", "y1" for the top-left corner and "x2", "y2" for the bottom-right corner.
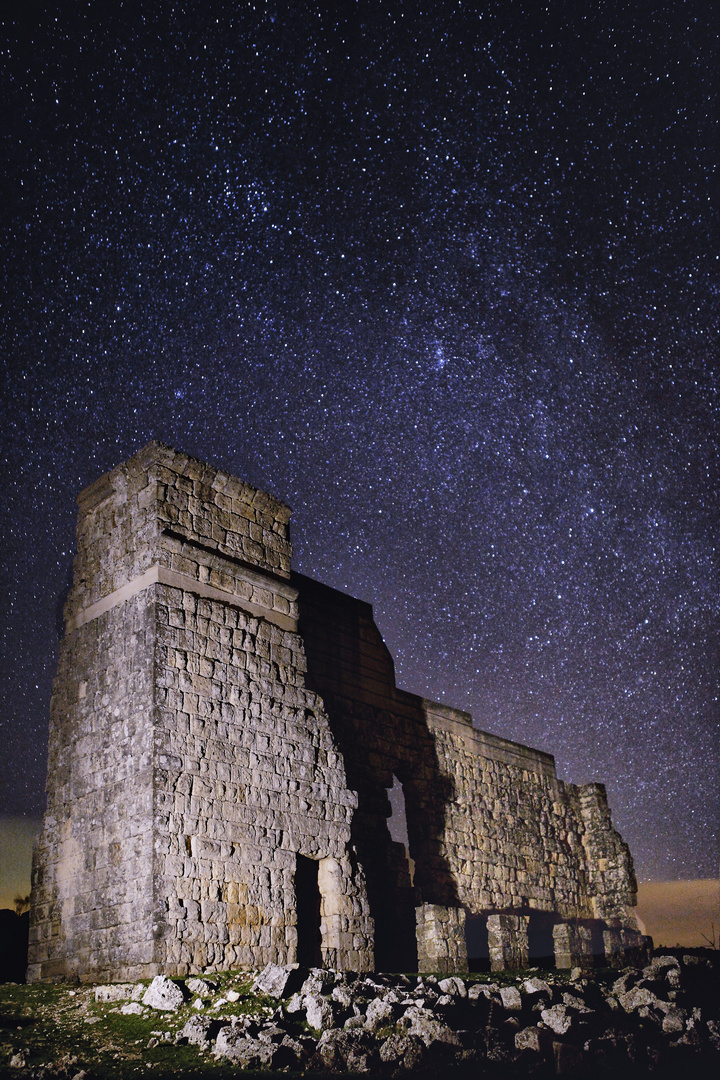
[{"x1": 0, "y1": 951, "x2": 718, "y2": 1079}]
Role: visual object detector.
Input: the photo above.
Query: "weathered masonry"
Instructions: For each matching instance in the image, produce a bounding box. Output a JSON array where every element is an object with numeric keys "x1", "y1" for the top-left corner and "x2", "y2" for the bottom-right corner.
[{"x1": 28, "y1": 444, "x2": 647, "y2": 983}]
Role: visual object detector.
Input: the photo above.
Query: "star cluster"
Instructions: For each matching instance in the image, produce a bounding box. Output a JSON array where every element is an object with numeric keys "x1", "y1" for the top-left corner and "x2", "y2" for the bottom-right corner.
[{"x1": 1, "y1": 1, "x2": 717, "y2": 881}]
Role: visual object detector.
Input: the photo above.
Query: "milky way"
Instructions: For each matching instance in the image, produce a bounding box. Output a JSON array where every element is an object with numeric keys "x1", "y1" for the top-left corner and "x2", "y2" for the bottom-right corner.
[{"x1": 1, "y1": 1, "x2": 717, "y2": 881}]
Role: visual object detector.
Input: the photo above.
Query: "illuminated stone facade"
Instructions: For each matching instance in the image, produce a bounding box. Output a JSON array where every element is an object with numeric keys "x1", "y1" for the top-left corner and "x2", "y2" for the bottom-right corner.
[{"x1": 28, "y1": 444, "x2": 645, "y2": 982}]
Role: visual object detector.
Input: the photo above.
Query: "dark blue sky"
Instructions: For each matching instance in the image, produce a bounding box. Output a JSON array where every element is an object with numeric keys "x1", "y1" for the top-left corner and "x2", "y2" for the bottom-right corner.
[{"x1": 1, "y1": 0, "x2": 717, "y2": 881}]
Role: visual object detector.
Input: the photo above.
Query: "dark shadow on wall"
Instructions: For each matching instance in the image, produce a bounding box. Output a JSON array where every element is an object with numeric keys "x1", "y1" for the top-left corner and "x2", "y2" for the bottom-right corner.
[{"x1": 293, "y1": 573, "x2": 460, "y2": 973}]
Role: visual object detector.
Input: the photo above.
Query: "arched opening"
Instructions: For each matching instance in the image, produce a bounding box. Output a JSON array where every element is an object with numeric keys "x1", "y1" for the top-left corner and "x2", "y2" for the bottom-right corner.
[
  {"x1": 528, "y1": 910, "x2": 556, "y2": 969},
  {"x1": 295, "y1": 855, "x2": 322, "y2": 968},
  {"x1": 465, "y1": 913, "x2": 490, "y2": 971}
]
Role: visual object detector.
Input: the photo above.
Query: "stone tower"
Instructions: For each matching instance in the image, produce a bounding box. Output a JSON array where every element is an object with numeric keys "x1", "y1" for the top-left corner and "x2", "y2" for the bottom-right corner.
[{"x1": 28, "y1": 444, "x2": 645, "y2": 982}]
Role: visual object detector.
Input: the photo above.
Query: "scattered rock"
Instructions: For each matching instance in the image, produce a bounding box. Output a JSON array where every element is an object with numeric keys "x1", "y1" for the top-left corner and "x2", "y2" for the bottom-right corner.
[
  {"x1": 214, "y1": 1027, "x2": 277, "y2": 1067},
  {"x1": 300, "y1": 967, "x2": 336, "y2": 998},
  {"x1": 616, "y1": 985, "x2": 667, "y2": 1014},
  {"x1": 314, "y1": 1027, "x2": 376, "y2": 1072},
  {"x1": 185, "y1": 976, "x2": 215, "y2": 996},
  {"x1": 252, "y1": 962, "x2": 303, "y2": 998},
  {"x1": 179, "y1": 1016, "x2": 219, "y2": 1046},
  {"x1": 522, "y1": 976, "x2": 552, "y2": 998},
  {"x1": 561, "y1": 991, "x2": 594, "y2": 1013},
  {"x1": 284, "y1": 991, "x2": 305, "y2": 1013},
  {"x1": 364, "y1": 996, "x2": 396, "y2": 1031},
  {"x1": 5, "y1": 951, "x2": 719, "y2": 1076},
  {"x1": 662, "y1": 1006, "x2": 688, "y2": 1034},
  {"x1": 515, "y1": 1025, "x2": 549, "y2": 1053},
  {"x1": 468, "y1": 982, "x2": 499, "y2": 1001},
  {"x1": 94, "y1": 983, "x2": 135, "y2": 1002},
  {"x1": 644, "y1": 954, "x2": 680, "y2": 979},
  {"x1": 438, "y1": 976, "x2": 467, "y2": 998},
  {"x1": 119, "y1": 1002, "x2": 145, "y2": 1015},
  {"x1": 400, "y1": 1004, "x2": 462, "y2": 1049},
  {"x1": 305, "y1": 991, "x2": 338, "y2": 1031},
  {"x1": 380, "y1": 1032, "x2": 426, "y2": 1070},
  {"x1": 142, "y1": 974, "x2": 186, "y2": 1011},
  {"x1": 540, "y1": 1003, "x2": 574, "y2": 1035},
  {"x1": 331, "y1": 982, "x2": 355, "y2": 1008},
  {"x1": 553, "y1": 1038, "x2": 584, "y2": 1074},
  {"x1": 500, "y1": 985, "x2": 523, "y2": 1011}
]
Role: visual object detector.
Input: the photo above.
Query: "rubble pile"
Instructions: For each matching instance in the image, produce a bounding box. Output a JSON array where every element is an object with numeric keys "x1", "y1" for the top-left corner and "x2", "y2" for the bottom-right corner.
[{"x1": 100, "y1": 953, "x2": 719, "y2": 1075}]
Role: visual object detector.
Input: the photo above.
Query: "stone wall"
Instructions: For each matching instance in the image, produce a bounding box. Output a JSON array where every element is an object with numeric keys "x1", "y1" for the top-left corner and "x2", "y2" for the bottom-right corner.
[
  {"x1": 29, "y1": 444, "x2": 644, "y2": 982},
  {"x1": 294, "y1": 573, "x2": 644, "y2": 973}
]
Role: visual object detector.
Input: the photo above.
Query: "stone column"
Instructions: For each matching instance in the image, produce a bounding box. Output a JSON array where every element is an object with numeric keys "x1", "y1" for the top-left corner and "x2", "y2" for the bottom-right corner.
[
  {"x1": 316, "y1": 857, "x2": 372, "y2": 972},
  {"x1": 415, "y1": 904, "x2": 468, "y2": 974},
  {"x1": 487, "y1": 914, "x2": 529, "y2": 971},
  {"x1": 602, "y1": 923, "x2": 650, "y2": 968},
  {"x1": 553, "y1": 920, "x2": 594, "y2": 969}
]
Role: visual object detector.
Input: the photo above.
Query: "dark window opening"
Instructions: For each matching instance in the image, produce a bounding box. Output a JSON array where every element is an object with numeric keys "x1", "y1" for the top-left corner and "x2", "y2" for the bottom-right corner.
[
  {"x1": 465, "y1": 913, "x2": 490, "y2": 972},
  {"x1": 295, "y1": 855, "x2": 322, "y2": 968}
]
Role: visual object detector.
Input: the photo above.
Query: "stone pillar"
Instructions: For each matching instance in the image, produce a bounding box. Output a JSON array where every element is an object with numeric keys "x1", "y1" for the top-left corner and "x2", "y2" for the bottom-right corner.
[
  {"x1": 602, "y1": 924, "x2": 624, "y2": 967},
  {"x1": 602, "y1": 923, "x2": 651, "y2": 968},
  {"x1": 318, "y1": 856, "x2": 374, "y2": 972},
  {"x1": 487, "y1": 914, "x2": 529, "y2": 971},
  {"x1": 553, "y1": 920, "x2": 594, "y2": 969},
  {"x1": 415, "y1": 904, "x2": 468, "y2": 974}
]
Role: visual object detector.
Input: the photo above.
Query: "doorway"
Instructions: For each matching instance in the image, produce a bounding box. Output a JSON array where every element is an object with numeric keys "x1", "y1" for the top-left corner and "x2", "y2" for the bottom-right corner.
[
  {"x1": 465, "y1": 913, "x2": 490, "y2": 971},
  {"x1": 295, "y1": 855, "x2": 322, "y2": 967},
  {"x1": 528, "y1": 911, "x2": 556, "y2": 969}
]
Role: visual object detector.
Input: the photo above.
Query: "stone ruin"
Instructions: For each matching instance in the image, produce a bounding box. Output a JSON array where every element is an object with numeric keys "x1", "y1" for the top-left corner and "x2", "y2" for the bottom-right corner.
[{"x1": 28, "y1": 443, "x2": 647, "y2": 983}]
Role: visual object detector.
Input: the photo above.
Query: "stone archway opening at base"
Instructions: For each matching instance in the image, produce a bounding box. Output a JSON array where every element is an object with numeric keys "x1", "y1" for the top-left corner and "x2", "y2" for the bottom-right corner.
[
  {"x1": 295, "y1": 855, "x2": 322, "y2": 968},
  {"x1": 527, "y1": 910, "x2": 556, "y2": 969},
  {"x1": 464, "y1": 913, "x2": 490, "y2": 972},
  {"x1": 590, "y1": 920, "x2": 607, "y2": 966}
]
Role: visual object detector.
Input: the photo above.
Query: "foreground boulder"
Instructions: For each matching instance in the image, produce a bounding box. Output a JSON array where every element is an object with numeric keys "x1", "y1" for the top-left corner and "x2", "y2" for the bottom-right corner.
[
  {"x1": 142, "y1": 974, "x2": 186, "y2": 1011},
  {"x1": 252, "y1": 962, "x2": 304, "y2": 998}
]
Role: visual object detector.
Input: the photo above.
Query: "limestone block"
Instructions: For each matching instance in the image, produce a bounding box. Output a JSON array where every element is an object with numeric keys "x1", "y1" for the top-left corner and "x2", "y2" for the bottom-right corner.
[
  {"x1": 252, "y1": 963, "x2": 303, "y2": 998},
  {"x1": 142, "y1": 975, "x2": 187, "y2": 1011},
  {"x1": 487, "y1": 913, "x2": 529, "y2": 971},
  {"x1": 553, "y1": 921, "x2": 593, "y2": 970}
]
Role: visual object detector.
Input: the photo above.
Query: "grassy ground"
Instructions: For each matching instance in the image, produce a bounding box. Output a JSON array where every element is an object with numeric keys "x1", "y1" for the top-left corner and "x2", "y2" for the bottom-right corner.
[{"x1": 0, "y1": 973, "x2": 289, "y2": 1078}]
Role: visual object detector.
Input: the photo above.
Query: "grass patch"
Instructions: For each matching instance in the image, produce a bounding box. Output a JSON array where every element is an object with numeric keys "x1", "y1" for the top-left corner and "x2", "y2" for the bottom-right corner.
[{"x1": 0, "y1": 973, "x2": 304, "y2": 1078}]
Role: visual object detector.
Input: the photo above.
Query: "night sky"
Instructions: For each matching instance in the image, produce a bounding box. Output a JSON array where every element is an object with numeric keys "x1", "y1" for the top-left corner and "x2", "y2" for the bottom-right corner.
[{"x1": 1, "y1": 1, "x2": 717, "y2": 884}]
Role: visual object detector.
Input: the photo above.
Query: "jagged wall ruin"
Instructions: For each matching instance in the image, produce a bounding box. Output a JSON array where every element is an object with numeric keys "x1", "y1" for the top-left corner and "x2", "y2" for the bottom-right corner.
[{"x1": 28, "y1": 444, "x2": 644, "y2": 983}]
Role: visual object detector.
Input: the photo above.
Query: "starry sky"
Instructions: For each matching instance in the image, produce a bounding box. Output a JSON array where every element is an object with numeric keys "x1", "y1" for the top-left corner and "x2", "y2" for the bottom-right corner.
[{"x1": 1, "y1": 1, "x2": 718, "y2": 884}]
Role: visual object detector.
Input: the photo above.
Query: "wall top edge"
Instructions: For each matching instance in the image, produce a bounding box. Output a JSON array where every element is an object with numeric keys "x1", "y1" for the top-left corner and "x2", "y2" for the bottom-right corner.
[
  {"x1": 422, "y1": 701, "x2": 557, "y2": 773},
  {"x1": 75, "y1": 442, "x2": 293, "y2": 521}
]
